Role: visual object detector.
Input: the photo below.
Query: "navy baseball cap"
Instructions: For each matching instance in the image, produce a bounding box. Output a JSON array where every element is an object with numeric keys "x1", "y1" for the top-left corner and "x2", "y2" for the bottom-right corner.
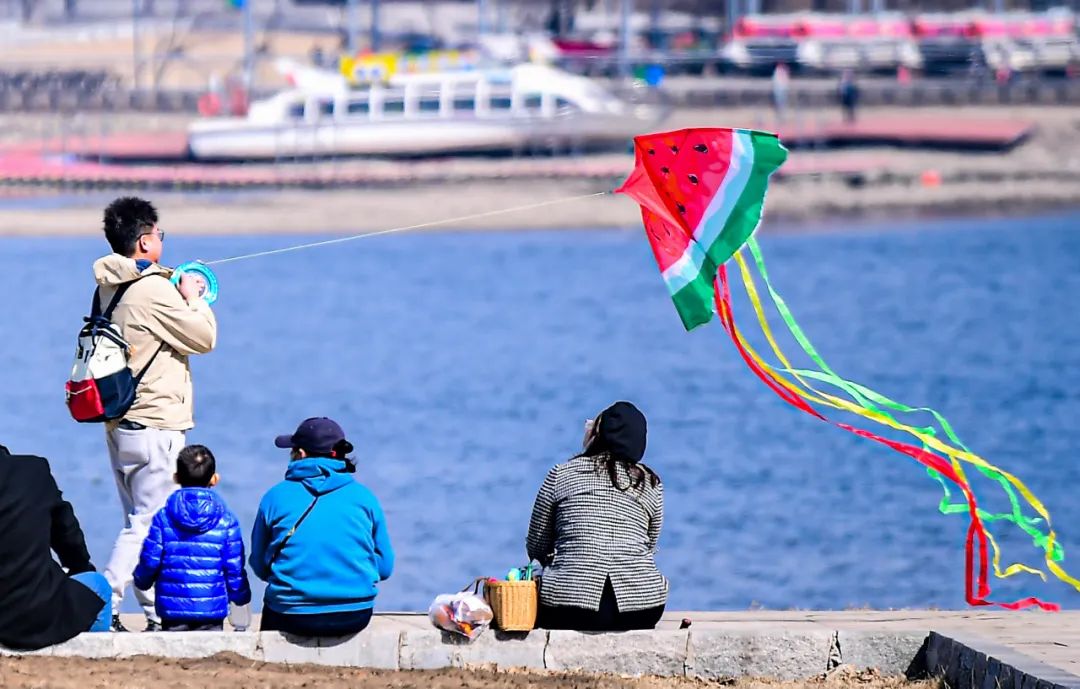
[{"x1": 275, "y1": 417, "x2": 347, "y2": 454}]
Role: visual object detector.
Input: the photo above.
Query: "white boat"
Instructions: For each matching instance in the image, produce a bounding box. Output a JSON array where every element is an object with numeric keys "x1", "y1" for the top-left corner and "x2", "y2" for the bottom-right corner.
[{"x1": 187, "y1": 63, "x2": 665, "y2": 160}]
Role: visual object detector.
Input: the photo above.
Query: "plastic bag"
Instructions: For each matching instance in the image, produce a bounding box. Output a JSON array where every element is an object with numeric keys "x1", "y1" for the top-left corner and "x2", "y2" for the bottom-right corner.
[{"x1": 428, "y1": 591, "x2": 493, "y2": 641}]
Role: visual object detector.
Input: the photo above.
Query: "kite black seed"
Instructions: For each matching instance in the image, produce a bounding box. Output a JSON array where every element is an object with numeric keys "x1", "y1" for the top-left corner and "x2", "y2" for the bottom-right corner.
[
  {"x1": 693, "y1": 144, "x2": 708, "y2": 153},
  {"x1": 660, "y1": 166, "x2": 669, "y2": 174},
  {"x1": 676, "y1": 203, "x2": 686, "y2": 214},
  {"x1": 670, "y1": 145, "x2": 679, "y2": 153},
  {"x1": 648, "y1": 149, "x2": 655, "y2": 155},
  {"x1": 688, "y1": 174, "x2": 699, "y2": 184}
]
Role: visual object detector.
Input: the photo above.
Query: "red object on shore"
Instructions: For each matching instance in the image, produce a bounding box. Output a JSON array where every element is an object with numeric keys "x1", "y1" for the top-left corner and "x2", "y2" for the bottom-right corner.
[
  {"x1": 228, "y1": 86, "x2": 249, "y2": 117},
  {"x1": 775, "y1": 117, "x2": 1032, "y2": 149},
  {"x1": 551, "y1": 37, "x2": 614, "y2": 57},
  {"x1": 198, "y1": 92, "x2": 222, "y2": 117}
]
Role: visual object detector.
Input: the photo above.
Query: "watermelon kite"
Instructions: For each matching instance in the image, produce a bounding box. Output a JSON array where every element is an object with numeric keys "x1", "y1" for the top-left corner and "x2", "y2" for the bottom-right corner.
[{"x1": 615, "y1": 127, "x2": 1078, "y2": 611}]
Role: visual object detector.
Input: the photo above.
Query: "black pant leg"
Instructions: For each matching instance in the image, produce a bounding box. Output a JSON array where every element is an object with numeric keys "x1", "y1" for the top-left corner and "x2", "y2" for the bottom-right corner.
[
  {"x1": 603, "y1": 577, "x2": 664, "y2": 631},
  {"x1": 538, "y1": 603, "x2": 590, "y2": 630},
  {"x1": 611, "y1": 603, "x2": 665, "y2": 631},
  {"x1": 592, "y1": 577, "x2": 621, "y2": 630},
  {"x1": 260, "y1": 607, "x2": 372, "y2": 637},
  {"x1": 538, "y1": 578, "x2": 620, "y2": 631},
  {"x1": 307, "y1": 608, "x2": 372, "y2": 636},
  {"x1": 162, "y1": 620, "x2": 224, "y2": 632},
  {"x1": 260, "y1": 607, "x2": 285, "y2": 632}
]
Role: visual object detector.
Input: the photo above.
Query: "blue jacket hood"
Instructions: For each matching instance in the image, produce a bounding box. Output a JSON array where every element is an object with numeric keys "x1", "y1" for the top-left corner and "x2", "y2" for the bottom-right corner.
[
  {"x1": 249, "y1": 462, "x2": 395, "y2": 616},
  {"x1": 165, "y1": 488, "x2": 225, "y2": 535},
  {"x1": 285, "y1": 458, "x2": 355, "y2": 496}
]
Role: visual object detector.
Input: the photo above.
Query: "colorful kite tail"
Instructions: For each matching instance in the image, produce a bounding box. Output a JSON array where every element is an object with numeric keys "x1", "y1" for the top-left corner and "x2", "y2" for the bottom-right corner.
[{"x1": 713, "y1": 265, "x2": 1059, "y2": 612}]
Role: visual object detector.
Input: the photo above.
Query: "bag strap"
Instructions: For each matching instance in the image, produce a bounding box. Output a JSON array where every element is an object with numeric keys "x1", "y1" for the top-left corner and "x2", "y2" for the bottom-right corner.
[
  {"x1": 93, "y1": 271, "x2": 174, "y2": 321},
  {"x1": 268, "y1": 493, "x2": 321, "y2": 566},
  {"x1": 91, "y1": 283, "x2": 126, "y2": 321},
  {"x1": 460, "y1": 577, "x2": 488, "y2": 595},
  {"x1": 90, "y1": 275, "x2": 169, "y2": 381},
  {"x1": 133, "y1": 342, "x2": 166, "y2": 384},
  {"x1": 95, "y1": 281, "x2": 135, "y2": 321}
]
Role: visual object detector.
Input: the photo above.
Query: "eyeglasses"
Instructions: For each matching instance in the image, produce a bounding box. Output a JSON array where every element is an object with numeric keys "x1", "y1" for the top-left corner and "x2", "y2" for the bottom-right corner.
[{"x1": 140, "y1": 227, "x2": 165, "y2": 242}]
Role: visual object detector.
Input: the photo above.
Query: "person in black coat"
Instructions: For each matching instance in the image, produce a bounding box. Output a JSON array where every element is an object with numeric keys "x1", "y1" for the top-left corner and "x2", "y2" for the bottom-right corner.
[{"x1": 0, "y1": 445, "x2": 111, "y2": 650}]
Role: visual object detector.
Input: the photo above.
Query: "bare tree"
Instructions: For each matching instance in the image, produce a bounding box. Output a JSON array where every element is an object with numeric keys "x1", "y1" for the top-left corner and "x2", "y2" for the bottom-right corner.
[{"x1": 20, "y1": 0, "x2": 42, "y2": 23}]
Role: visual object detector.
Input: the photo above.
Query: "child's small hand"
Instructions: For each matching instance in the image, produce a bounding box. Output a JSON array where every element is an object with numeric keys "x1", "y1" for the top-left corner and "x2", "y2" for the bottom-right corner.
[{"x1": 228, "y1": 602, "x2": 251, "y2": 631}]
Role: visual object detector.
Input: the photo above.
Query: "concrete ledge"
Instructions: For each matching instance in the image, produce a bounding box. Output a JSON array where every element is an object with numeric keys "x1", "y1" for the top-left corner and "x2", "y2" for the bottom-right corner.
[
  {"x1": 924, "y1": 632, "x2": 1080, "y2": 689},
  {"x1": 2, "y1": 621, "x2": 1078, "y2": 688},
  {"x1": 546, "y1": 630, "x2": 688, "y2": 676},
  {"x1": 262, "y1": 630, "x2": 400, "y2": 669},
  {"x1": 400, "y1": 629, "x2": 547, "y2": 670},
  {"x1": 0, "y1": 629, "x2": 837, "y2": 678},
  {"x1": 687, "y1": 630, "x2": 835, "y2": 680},
  {"x1": 837, "y1": 631, "x2": 929, "y2": 676}
]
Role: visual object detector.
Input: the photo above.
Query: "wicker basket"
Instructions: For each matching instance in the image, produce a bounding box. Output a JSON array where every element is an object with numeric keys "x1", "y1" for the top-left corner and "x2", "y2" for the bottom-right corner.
[{"x1": 483, "y1": 579, "x2": 538, "y2": 632}]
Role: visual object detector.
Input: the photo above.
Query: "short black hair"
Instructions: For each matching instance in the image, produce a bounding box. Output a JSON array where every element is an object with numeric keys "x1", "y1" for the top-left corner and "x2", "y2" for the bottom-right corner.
[
  {"x1": 176, "y1": 445, "x2": 216, "y2": 488},
  {"x1": 103, "y1": 197, "x2": 158, "y2": 257}
]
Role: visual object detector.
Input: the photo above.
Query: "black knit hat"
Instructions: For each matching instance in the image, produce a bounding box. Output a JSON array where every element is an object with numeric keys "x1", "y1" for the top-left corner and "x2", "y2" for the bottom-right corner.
[{"x1": 585, "y1": 401, "x2": 647, "y2": 463}]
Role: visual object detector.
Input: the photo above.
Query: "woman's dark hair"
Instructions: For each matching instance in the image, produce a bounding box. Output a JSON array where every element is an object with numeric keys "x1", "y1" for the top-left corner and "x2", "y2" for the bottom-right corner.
[
  {"x1": 103, "y1": 196, "x2": 158, "y2": 257},
  {"x1": 301, "y1": 439, "x2": 357, "y2": 473},
  {"x1": 579, "y1": 401, "x2": 660, "y2": 491},
  {"x1": 593, "y1": 454, "x2": 661, "y2": 492}
]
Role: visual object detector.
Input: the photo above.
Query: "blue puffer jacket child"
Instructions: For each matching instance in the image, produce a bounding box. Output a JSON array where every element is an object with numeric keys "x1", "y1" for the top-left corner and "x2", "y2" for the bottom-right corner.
[
  {"x1": 133, "y1": 488, "x2": 251, "y2": 624},
  {"x1": 249, "y1": 457, "x2": 394, "y2": 615}
]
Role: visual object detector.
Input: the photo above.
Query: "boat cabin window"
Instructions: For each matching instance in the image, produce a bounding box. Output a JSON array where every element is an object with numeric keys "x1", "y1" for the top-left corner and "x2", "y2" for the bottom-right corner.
[
  {"x1": 383, "y1": 99, "x2": 405, "y2": 115},
  {"x1": 317, "y1": 100, "x2": 334, "y2": 117},
  {"x1": 418, "y1": 97, "x2": 441, "y2": 113},
  {"x1": 555, "y1": 97, "x2": 580, "y2": 113},
  {"x1": 491, "y1": 95, "x2": 513, "y2": 110},
  {"x1": 524, "y1": 94, "x2": 542, "y2": 112},
  {"x1": 347, "y1": 100, "x2": 369, "y2": 115},
  {"x1": 288, "y1": 102, "x2": 305, "y2": 119},
  {"x1": 454, "y1": 97, "x2": 476, "y2": 112}
]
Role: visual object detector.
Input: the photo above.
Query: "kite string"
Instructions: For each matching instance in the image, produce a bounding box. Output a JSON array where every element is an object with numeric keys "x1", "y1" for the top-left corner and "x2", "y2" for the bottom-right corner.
[{"x1": 202, "y1": 191, "x2": 611, "y2": 267}]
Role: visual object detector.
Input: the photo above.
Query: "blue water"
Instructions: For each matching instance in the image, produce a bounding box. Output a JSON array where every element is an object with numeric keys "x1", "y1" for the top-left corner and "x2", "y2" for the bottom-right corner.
[{"x1": 3, "y1": 211, "x2": 1080, "y2": 612}]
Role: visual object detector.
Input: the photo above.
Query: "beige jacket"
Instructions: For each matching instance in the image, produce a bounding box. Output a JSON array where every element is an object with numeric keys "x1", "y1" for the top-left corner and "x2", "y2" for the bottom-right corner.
[{"x1": 93, "y1": 254, "x2": 217, "y2": 431}]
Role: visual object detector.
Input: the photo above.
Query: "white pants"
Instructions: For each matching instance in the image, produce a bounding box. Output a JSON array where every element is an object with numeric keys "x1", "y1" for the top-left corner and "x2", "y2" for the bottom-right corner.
[{"x1": 103, "y1": 426, "x2": 183, "y2": 622}]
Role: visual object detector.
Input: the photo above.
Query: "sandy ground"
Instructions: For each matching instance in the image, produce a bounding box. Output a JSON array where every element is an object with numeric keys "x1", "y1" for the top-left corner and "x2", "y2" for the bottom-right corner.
[
  {"x1": 2, "y1": 174, "x2": 1077, "y2": 237},
  {"x1": 0, "y1": 654, "x2": 932, "y2": 689},
  {"x1": 0, "y1": 104, "x2": 1078, "y2": 236}
]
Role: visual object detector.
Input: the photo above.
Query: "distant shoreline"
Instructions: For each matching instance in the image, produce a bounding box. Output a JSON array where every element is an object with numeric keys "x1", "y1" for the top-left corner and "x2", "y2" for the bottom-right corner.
[
  {"x1": 0, "y1": 104, "x2": 1078, "y2": 237},
  {"x1": 0, "y1": 179, "x2": 1077, "y2": 238}
]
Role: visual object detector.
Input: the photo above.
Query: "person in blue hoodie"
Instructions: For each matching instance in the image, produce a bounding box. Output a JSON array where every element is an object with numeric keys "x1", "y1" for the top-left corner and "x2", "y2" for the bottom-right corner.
[
  {"x1": 250, "y1": 417, "x2": 394, "y2": 637},
  {"x1": 133, "y1": 445, "x2": 251, "y2": 631}
]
